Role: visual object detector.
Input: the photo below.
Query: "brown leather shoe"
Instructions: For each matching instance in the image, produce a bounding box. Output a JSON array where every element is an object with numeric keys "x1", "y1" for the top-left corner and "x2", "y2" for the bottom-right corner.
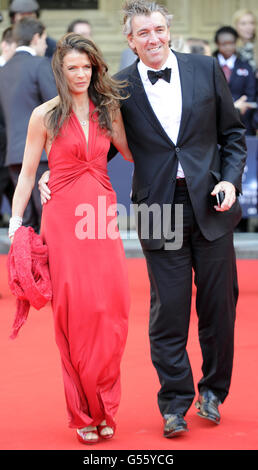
[{"x1": 163, "y1": 414, "x2": 188, "y2": 438}]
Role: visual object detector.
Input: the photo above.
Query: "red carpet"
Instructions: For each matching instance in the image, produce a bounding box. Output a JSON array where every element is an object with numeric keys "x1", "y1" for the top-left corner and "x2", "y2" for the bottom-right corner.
[{"x1": 0, "y1": 255, "x2": 258, "y2": 450}]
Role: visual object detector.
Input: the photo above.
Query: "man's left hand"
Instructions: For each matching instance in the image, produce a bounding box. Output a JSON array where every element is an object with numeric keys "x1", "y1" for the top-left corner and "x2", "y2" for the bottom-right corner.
[{"x1": 211, "y1": 181, "x2": 236, "y2": 212}]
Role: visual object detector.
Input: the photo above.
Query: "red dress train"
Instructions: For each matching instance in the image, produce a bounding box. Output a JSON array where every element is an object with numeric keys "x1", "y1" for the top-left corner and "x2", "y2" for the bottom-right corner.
[{"x1": 40, "y1": 101, "x2": 130, "y2": 430}]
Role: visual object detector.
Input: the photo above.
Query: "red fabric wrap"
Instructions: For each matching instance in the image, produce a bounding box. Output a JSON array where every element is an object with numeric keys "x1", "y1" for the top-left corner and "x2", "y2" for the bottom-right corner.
[{"x1": 7, "y1": 226, "x2": 52, "y2": 339}]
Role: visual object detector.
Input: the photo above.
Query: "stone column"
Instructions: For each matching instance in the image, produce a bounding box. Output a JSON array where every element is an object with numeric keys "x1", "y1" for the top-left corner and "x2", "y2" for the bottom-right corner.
[
  {"x1": 0, "y1": 0, "x2": 8, "y2": 9},
  {"x1": 99, "y1": 0, "x2": 124, "y2": 32},
  {"x1": 99, "y1": 0, "x2": 123, "y2": 13}
]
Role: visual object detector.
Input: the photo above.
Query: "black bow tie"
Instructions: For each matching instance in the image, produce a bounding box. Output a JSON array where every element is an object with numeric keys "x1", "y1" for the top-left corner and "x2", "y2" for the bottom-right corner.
[{"x1": 147, "y1": 67, "x2": 172, "y2": 85}]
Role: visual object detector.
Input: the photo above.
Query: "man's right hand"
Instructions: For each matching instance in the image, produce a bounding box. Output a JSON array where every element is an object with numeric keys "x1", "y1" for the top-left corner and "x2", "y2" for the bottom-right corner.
[{"x1": 38, "y1": 170, "x2": 51, "y2": 204}]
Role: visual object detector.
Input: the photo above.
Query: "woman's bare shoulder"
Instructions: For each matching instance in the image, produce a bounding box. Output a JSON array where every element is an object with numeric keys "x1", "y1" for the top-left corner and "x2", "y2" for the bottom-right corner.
[{"x1": 32, "y1": 96, "x2": 60, "y2": 122}]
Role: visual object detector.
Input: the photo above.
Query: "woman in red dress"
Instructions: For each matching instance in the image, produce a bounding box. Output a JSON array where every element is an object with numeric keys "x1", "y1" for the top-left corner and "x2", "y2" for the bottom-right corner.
[{"x1": 9, "y1": 33, "x2": 132, "y2": 444}]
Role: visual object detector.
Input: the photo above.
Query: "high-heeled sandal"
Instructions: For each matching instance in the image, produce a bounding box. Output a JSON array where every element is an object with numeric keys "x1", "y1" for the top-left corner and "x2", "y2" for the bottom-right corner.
[
  {"x1": 76, "y1": 426, "x2": 99, "y2": 445},
  {"x1": 97, "y1": 420, "x2": 114, "y2": 440}
]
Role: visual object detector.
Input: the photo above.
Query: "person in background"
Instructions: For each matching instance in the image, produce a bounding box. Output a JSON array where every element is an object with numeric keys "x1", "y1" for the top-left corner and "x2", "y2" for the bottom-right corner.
[
  {"x1": 232, "y1": 12, "x2": 258, "y2": 232},
  {"x1": 232, "y1": 8, "x2": 258, "y2": 79},
  {"x1": 0, "y1": 17, "x2": 57, "y2": 233},
  {"x1": 119, "y1": 46, "x2": 136, "y2": 69},
  {"x1": 67, "y1": 19, "x2": 92, "y2": 39},
  {"x1": 184, "y1": 37, "x2": 211, "y2": 56},
  {"x1": 0, "y1": 27, "x2": 16, "y2": 227},
  {"x1": 0, "y1": 26, "x2": 16, "y2": 66},
  {"x1": 9, "y1": 0, "x2": 56, "y2": 58},
  {"x1": 213, "y1": 26, "x2": 256, "y2": 135},
  {"x1": 214, "y1": 25, "x2": 257, "y2": 233}
]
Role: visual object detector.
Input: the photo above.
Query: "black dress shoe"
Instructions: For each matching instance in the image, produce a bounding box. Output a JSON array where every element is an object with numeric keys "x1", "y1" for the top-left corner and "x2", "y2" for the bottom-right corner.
[
  {"x1": 163, "y1": 414, "x2": 188, "y2": 438},
  {"x1": 195, "y1": 389, "x2": 221, "y2": 424}
]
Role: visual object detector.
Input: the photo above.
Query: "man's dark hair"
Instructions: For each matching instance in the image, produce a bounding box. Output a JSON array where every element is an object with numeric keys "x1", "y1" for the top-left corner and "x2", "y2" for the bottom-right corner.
[
  {"x1": 67, "y1": 19, "x2": 91, "y2": 33},
  {"x1": 1, "y1": 26, "x2": 14, "y2": 43},
  {"x1": 12, "y1": 17, "x2": 45, "y2": 46},
  {"x1": 214, "y1": 26, "x2": 238, "y2": 44}
]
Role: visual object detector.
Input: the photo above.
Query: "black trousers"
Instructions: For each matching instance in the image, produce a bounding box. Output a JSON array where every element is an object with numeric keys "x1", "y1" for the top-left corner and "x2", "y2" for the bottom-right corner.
[
  {"x1": 9, "y1": 162, "x2": 48, "y2": 233},
  {"x1": 143, "y1": 184, "x2": 238, "y2": 417}
]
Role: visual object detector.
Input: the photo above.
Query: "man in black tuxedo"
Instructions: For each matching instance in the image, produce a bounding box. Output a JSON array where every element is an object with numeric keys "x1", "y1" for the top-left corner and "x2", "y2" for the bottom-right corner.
[
  {"x1": 38, "y1": 1, "x2": 246, "y2": 438},
  {"x1": 0, "y1": 17, "x2": 57, "y2": 232},
  {"x1": 114, "y1": 0, "x2": 246, "y2": 437}
]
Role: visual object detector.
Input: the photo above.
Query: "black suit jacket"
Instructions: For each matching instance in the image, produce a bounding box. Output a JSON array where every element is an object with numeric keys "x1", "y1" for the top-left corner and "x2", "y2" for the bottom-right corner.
[
  {"x1": 0, "y1": 51, "x2": 57, "y2": 166},
  {"x1": 45, "y1": 36, "x2": 57, "y2": 59},
  {"x1": 111, "y1": 51, "x2": 247, "y2": 249}
]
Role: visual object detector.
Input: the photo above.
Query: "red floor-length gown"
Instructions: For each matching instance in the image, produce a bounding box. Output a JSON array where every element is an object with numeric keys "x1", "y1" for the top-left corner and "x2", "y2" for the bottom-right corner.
[{"x1": 40, "y1": 100, "x2": 130, "y2": 430}]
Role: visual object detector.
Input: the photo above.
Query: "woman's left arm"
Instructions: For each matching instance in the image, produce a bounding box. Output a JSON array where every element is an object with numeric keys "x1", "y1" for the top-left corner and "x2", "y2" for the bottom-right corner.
[
  {"x1": 9, "y1": 107, "x2": 47, "y2": 240},
  {"x1": 111, "y1": 108, "x2": 133, "y2": 162}
]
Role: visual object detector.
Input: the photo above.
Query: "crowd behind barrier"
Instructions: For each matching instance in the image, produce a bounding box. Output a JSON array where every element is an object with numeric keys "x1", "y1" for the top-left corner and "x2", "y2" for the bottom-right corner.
[{"x1": 0, "y1": 2, "x2": 257, "y2": 230}]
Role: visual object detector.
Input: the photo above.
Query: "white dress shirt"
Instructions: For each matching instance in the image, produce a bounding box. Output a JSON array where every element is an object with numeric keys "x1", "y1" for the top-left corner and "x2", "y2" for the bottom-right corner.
[
  {"x1": 138, "y1": 50, "x2": 184, "y2": 178},
  {"x1": 15, "y1": 46, "x2": 36, "y2": 56},
  {"x1": 217, "y1": 53, "x2": 237, "y2": 70}
]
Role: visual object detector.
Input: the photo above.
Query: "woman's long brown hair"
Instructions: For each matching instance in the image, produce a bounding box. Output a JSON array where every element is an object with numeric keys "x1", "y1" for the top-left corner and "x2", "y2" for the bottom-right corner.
[{"x1": 46, "y1": 33, "x2": 127, "y2": 137}]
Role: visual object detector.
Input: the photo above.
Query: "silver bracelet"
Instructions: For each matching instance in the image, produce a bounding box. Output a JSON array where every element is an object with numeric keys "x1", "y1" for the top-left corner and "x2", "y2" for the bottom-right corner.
[{"x1": 8, "y1": 216, "x2": 23, "y2": 239}]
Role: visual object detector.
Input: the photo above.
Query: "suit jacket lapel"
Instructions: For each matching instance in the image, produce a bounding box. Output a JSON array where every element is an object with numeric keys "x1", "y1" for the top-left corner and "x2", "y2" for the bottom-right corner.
[
  {"x1": 128, "y1": 60, "x2": 174, "y2": 146},
  {"x1": 174, "y1": 51, "x2": 194, "y2": 144},
  {"x1": 128, "y1": 52, "x2": 194, "y2": 146}
]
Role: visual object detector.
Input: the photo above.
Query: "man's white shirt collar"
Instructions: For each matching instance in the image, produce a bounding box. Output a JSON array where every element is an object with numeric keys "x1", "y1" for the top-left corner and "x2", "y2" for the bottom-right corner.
[
  {"x1": 16, "y1": 46, "x2": 36, "y2": 56},
  {"x1": 217, "y1": 53, "x2": 236, "y2": 70}
]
